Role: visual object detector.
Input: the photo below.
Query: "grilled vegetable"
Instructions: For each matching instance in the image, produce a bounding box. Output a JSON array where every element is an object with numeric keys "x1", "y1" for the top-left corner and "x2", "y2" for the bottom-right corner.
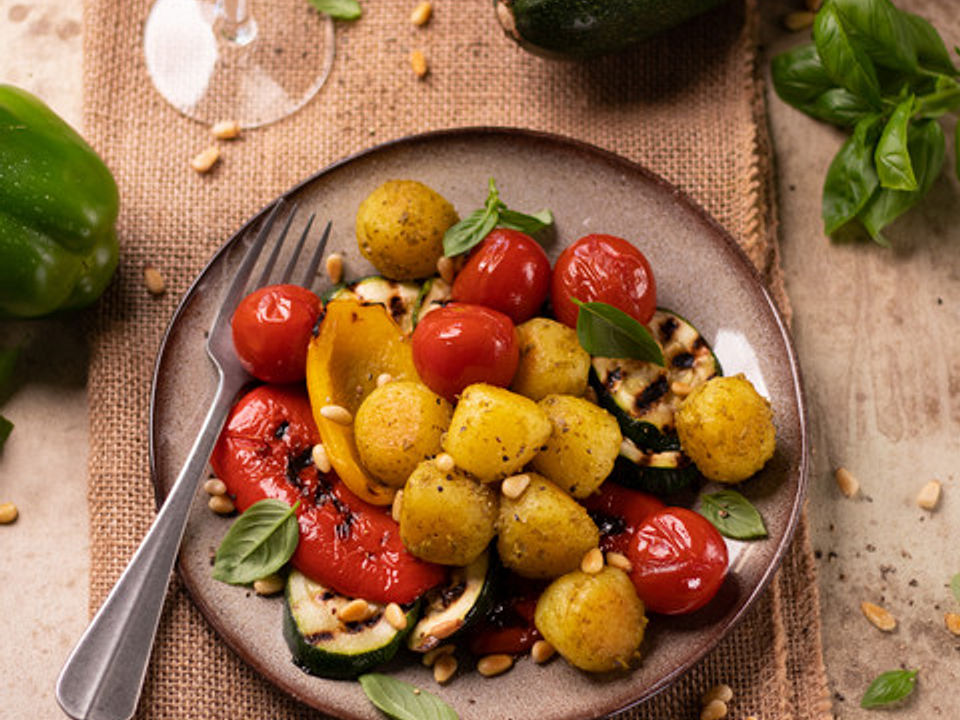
[{"x1": 328, "y1": 276, "x2": 421, "y2": 333}]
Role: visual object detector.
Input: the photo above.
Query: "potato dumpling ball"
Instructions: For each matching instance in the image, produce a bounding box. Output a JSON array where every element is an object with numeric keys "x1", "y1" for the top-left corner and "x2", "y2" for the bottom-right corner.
[
  {"x1": 674, "y1": 373, "x2": 776, "y2": 483},
  {"x1": 510, "y1": 317, "x2": 591, "y2": 400},
  {"x1": 535, "y1": 567, "x2": 647, "y2": 673},
  {"x1": 355, "y1": 179, "x2": 459, "y2": 280},
  {"x1": 354, "y1": 380, "x2": 452, "y2": 488}
]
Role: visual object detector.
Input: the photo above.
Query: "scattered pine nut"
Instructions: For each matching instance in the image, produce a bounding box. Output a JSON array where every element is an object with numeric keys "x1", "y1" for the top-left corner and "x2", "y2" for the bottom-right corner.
[
  {"x1": 580, "y1": 547, "x2": 604, "y2": 575},
  {"x1": 211, "y1": 120, "x2": 241, "y2": 140},
  {"x1": 861, "y1": 601, "x2": 897, "y2": 632},
  {"x1": 325, "y1": 253, "x2": 344, "y2": 284},
  {"x1": 410, "y1": 1, "x2": 432, "y2": 26},
  {"x1": 701, "y1": 683, "x2": 734, "y2": 705},
  {"x1": 835, "y1": 467, "x2": 859, "y2": 498},
  {"x1": 385, "y1": 602, "x2": 407, "y2": 630},
  {"x1": 0, "y1": 502, "x2": 18, "y2": 524},
  {"x1": 410, "y1": 50, "x2": 429, "y2": 78},
  {"x1": 700, "y1": 699, "x2": 728, "y2": 720},
  {"x1": 320, "y1": 404, "x2": 353, "y2": 425},
  {"x1": 392, "y1": 489, "x2": 404, "y2": 523},
  {"x1": 945, "y1": 613, "x2": 960, "y2": 636},
  {"x1": 311, "y1": 443, "x2": 332, "y2": 474},
  {"x1": 376, "y1": 373, "x2": 393, "y2": 387},
  {"x1": 916, "y1": 480, "x2": 941, "y2": 510},
  {"x1": 606, "y1": 551, "x2": 633, "y2": 573},
  {"x1": 339, "y1": 598, "x2": 372, "y2": 623},
  {"x1": 501, "y1": 473, "x2": 531, "y2": 499},
  {"x1": 208, "y1": 494, "x2": 235, "y2": 515},
  {"x1": 143, "y1": 266, "x2": 166, "y2": 295},
  {"x1": 435, "y1": 453, "x2": 455, "y2": 473},
  {"x1": 190, "y1": 145, "x2": 221, "y2": 173},
  {"x1": 437, "y1": 255, "x2": 455, "y2": 284},
  {"x1": 782, "y1": 10, "x2": 815, "y2": 31},
  {"x1": 670, "y1": 381, "x2": 693, "y2": 396},
  {"x1": 531, "y1": 640, "x2": 555, "y2": 664},
  {"x1": 204, "y1": 478, "x2": 227, "y2": 496},
  {"x1": 477, "y1": 653, "x2": 513, "y2": 677},
  {"x1": 422, "y1": 644, "x2": 455, "y2": 667},
  {"x1": 433, "y1": 653, "x2": 457, "y2": 684},
  {"x1": 253, "y1": 573, "x2": 285, "y2": 596},
  {"x1": 428, "y1": 618, "x2": 463, "y2": 640}
]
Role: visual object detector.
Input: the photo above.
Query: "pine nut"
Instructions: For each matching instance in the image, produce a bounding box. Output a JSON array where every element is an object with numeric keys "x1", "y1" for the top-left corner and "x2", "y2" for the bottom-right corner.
[
  {"x1": 422, "y1": 644, "x2": 455, "y2": 666},
  {"x1": 311, "y1": 443, "x2": 332, "y2": 474},
  {"x1": 435, "y1": 452, "x2": 455, "y2": 472},
  {"x1": 339, "y1": 598, "x2": 372, "y2": 623},
  {"x1": 670, "y1": 381, "x2": 693, "y2": 396},
  {"x1": 916, "y1": 480, "x2": 941, "y2": 510},
  {"x1": 428, "y1": 618, "x2": 462, "y2": 640},
  {"x1": 945, "y1": 613, "x2": 960, "y2": 636},
  {"x1": 701, "y1": 683, "x2": 734, "y2": 705},
  {"x1": 208, "y1": 494, "x2": 235, "y2": 515},
  {"x1": 782, "y1": 11, "x2": 815, "y2": 31},
  {"x1": 211, "y1": 120, "x2": 241, "y2": 140},
  {"x1": 501, "y1": 473, "x2": 531, "y2": 499},
  {"x1": 437, "y1": 255, "x2": 455, "y2": 284},
  {"x1": 325, "y1": 253, "x2": 344, "y2": 284},
  {"x1": 700, "y1": 699, "x2": 728, "y2": 720},
  {"x1": 861, "y1": 601, "x2": 897, "y2": 632},
  {"x1": 0, "y1": 502, "x2": 18, "y2": 524},
  {"x1": 835, "y1": 467, "x2": 859, "y2": 498},
  {"x1": 433, "y1": 653, "x2": 457, "y2": 684},
  {"x1": 531, "y1": 640, "x2": 555, "y2": 664},
  {"x1": 320, "y1": 404, "x2": 353, "y2": 425},
  {"x1": 253, "y1": 573, "x2": 285, "y2": 596},
  {"x1": 477, "y1": 653, "x2": 513, "y2": 677},
  {"x1": 143, "y1": 266, "x2": 166, "y2": 295},
  {"x1": 580, "y1": 547, "x2": 604, "y2": 574},
  {"x1": 190, "y1": 145, "x2": 220, "y2": 173},
  {"x1": 605, "y1": 551, "x2": 632, "y2": 573},
  {"x1": 376, "y1": 373, "x2": 393, "y2": 387},
  {"x1": 204, "y1": 478, "x2": 227, "y2": 496},
  {"x1": 410, "y1": 50, "x2": 429, "y2": 78},
  {"x1": 384, "y1": 602, "x2": 407, "y2": 630},
  {"x1": 410, "y1": 1, "x2": 432, "y2": 26},
  {"x1": 391, "y1": 489, "x2": 404, "y2": 523}
]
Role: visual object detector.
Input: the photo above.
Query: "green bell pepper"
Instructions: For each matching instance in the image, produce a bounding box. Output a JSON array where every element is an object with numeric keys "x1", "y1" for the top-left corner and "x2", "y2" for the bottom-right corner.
[{"x1": 0, "y1": 84, "x2": 119, "y2": 318}]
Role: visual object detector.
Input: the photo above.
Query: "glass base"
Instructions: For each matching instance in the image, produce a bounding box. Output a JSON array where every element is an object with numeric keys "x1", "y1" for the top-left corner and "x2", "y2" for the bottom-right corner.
[{"x1": 144, "y1": 0, "x2": 335, "y2": 128}]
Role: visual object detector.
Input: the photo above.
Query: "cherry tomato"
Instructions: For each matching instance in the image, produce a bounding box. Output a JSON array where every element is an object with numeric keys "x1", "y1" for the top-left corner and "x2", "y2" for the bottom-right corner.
[
  {"x1": 231, "y1": 284, "x2": 321, "y2": 383},
  {"x1": 551, "y1": 234, "x2": 656, "y2": 329},
  {"x1": 451, "y1": 229, "x2": 551, "y2": 324},
  {"x1": 411, "y1": 303, "x2": 519, "y2": 401},
  {"x1": 210, "y1": 385, "x2": 445, "y2": 604},
  {"x1": 579, "y1": 483, "x2": 665, "y2": 556},
  {"x1": 626, "y1": 507, "x2": 728, "y2": 615}
]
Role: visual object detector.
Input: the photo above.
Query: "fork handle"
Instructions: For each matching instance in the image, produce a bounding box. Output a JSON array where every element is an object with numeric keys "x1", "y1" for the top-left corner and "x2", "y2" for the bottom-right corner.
[{"x1": 56, "y1": 371, "x2": 242, "y2": 720}]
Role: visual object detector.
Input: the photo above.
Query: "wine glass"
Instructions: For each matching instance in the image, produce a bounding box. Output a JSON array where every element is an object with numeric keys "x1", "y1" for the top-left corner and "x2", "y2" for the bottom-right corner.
[{"x1": 144, "y1": 0, "x2": 335, "y2": 128}]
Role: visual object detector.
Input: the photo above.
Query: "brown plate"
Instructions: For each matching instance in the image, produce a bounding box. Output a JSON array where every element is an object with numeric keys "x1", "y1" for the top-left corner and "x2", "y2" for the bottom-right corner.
[{"x1": 150, "y1": 128, "x2": 807, "y2": 720}]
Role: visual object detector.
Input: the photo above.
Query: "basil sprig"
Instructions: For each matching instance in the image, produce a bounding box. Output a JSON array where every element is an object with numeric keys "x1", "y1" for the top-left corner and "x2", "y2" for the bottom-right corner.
[
  {"x1": 572, "y1": 299, "x2": 664, "y2": 366},
  {"x1": 213, "y1": 498, "x2": 300, "y2": 585},
  {"x1": 306, "y1": 0, "x2": 362, "y2": 20},
  {"x1": 443, "y1": 178, "x2": 553, "y2": 257},
  {"x1": 699, "y1": 490, "x2": 768, "y2": 540},
  {"x1": 771, "y1": 0, "x2": 959, "y2": 246},
  {"x1": 950, "y1": 572, "x2": 960, "y2": 604},
  {"x1": 860, "y1": 669, "x2": 918, "y2": 708},
  {"x1": 359, "y1": 673, "x2": 459, "y2": 720}
]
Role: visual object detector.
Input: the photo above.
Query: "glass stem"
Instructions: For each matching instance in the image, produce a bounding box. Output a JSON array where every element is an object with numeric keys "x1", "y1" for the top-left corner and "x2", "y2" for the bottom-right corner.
[{"x1": 217, "y1": 0, "x2": 255, "y2": 44}]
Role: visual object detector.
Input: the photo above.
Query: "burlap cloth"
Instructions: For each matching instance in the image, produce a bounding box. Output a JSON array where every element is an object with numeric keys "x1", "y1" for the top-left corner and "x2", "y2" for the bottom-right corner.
[{"x1": 82, "y1": 0, "x2": 833, "y2": 717}]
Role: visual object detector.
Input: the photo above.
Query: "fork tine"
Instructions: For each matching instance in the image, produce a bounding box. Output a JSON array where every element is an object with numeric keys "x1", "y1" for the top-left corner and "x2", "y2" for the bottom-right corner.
[
  {"x1": 279, "y1": 212, "x2": 312, "y2": 283},
  {"x1": 300, "y1": 218, "x2": 331, "y2": 288},
  {"x1": 255, "y1": 203, "x2": 299, "y2": 288}
]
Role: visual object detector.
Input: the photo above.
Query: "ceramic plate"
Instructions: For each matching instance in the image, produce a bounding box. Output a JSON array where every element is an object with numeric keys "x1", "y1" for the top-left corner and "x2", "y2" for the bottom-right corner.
[{"x1": 150, "y1": 128, "x2": 807, "y2": 720}]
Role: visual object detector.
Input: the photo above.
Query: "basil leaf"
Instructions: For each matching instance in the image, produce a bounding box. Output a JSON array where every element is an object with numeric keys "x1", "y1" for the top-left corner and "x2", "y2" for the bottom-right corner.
[
  {"x1": 497, "y1": 208, "x2": 553, "y2": 234},
  {"x1": 771, "y1": 44, "x2": 837, "y2": 108},
  {"x1": 572, "y1": 300, "x2": 663, "y2": 366},
  {"x1": 903, "y1": 11, "x2": 957, "y2": 75},
  {"x1": 699, "y1": 490, "x2": 768, "y2": 540},
  {"x1": 822, "y1": 115, "x2": 881, "y2": 235},
  {"x1": 875, "y1": 97, "x2": 917, "y2": 191},
  {"x1": 950, "y1": 572, "x2": 960, "y2": 604},
  {"x1": 443, "y1": 208, "x2": 499, "y2": 257},
  {"x1": 306, "y1": 0, "x2": 361, "y2": 20},
  {"x1": 213, "y1": 498, "x2": 300, "y2": 584},
  {"x1": 860, "y1": 669, "x2": 918, "y2": 708},
  {"x1": 915, "y1": 76, "x2": 960, "y2": 118},
  {"x1": 830, "y1": 0, "x2": 917, "y2": 74},
  {"x1": 0, "y1": 415, "x2": 12, "y2": 450},
  {"x1": 956, "y1": 121, "x2": 960, "y2": 183},
  {"x1": 359, "y1": 673, "x2": 458, "y2": 720},
  {"x1": 805, "y1": 87, "x2": 875, "y2": 127},
  {"x1": 814, "y1": 3, "x2": 882, "y2": 106}
]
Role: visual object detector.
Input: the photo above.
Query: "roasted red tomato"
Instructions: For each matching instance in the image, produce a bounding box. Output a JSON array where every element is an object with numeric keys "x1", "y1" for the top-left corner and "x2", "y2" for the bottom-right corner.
[
  {"x1": 579, "y1": 483, "x2": 665, "y2": 557},
  {"x1": 627, "y1": 507, "x2": 728, "y2": 615},
  {"x1": 551, "y1": 234, "x2": 656, "y2": 329},
  {"x1": 210, "y1": 385, "x2": 445, "y2": 604},
  {"x1": 231, "y1": 284, "x2": 321, "y2": 383},
  {"x1": 411, "y1": 303, "x2": 519, "y2": 401},
  {"x1": 451, "y1": 229, "x2": 551, "y2": 324}
]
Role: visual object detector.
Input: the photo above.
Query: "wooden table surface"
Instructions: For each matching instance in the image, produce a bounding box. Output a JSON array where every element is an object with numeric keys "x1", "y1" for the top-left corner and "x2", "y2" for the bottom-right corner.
[{"x1": 1, "y1": 1, "x2": 957, "y2": 718}]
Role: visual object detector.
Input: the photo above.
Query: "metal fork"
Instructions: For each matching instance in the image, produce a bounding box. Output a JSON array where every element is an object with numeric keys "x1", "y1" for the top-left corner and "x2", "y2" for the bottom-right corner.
[{"x1": 55, "y1": 200, "x2": 331, "y2": 720}]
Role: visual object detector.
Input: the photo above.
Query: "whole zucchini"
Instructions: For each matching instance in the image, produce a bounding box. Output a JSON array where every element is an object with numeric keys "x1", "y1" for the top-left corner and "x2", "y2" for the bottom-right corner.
[{"x1": 495, "y1": 0, "x2": 727, "y2": 59}]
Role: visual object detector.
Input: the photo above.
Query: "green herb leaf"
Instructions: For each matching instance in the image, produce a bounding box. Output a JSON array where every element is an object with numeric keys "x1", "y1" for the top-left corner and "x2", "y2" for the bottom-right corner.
[
  {"x1": 823, "y1": 115, "x2": 881, "y2": 235},
  {"x1": 860, "y1": 669, "x2": 918, "y2": 708},
  {"x1": 699, "y1": 490, "x2": 768, "y2": 540},
  {"x1": 306, "y1": 0, "x2": 361, "y2": 20},
  {"x1": 903, "y1": 11, "x2": 958, "y2": 75},
  {"x1": 572, "y1": 300, "x2": 664, "y2": 366},
  {"x1": 814, "y1": 2, "x2": 882, "y2": 107},
  {"x1": 359, "y1": 673, "x2": 459, "y2": 720},
  {"x1": 915, "y1": 76, "x2": 960, "y2": 118},
  {"x1": 875, "y1": 96, "x2": 917, "y2": 190},
  {"x1": 771, "y1": 44, "x2": 838, "y2": 108},
  {"x1": 0, "y1": 414, "x2": 12, "y2": 451},
  {"x1": 950, "y1": 572, "x2": 960, "y2": 604},
  {"x1": 805, "y1": 87, "x2": 875, "y2": 127},
  {"x1": 830, "y1": 0, "x2": 917, "y2": 74},
  {"x1": 497, "y1": 208, "x2": 554, "y2": 234},
  {"x1": 213, "y1": 498, "x2": 300, "y2": 584},
  {"x1": 956, "y1": 122, "x2": 960, "y2": 183}
]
